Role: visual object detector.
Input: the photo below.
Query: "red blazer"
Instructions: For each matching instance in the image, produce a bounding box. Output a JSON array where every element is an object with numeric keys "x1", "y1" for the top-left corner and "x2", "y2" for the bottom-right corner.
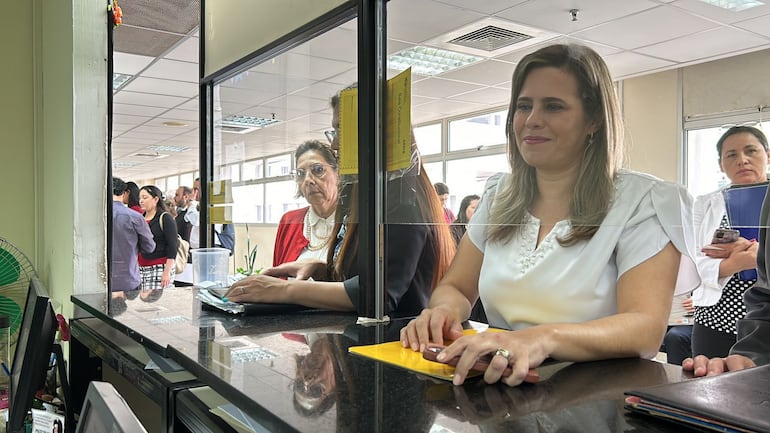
[{"x1": 273, "y1": 207, "x2": 310, "y2": 266}]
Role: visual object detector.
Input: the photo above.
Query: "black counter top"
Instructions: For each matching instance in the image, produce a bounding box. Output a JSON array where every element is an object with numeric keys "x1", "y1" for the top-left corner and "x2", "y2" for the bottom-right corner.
[{"x1": 72, "y1": 288, "x2": 689, "y2": 432}]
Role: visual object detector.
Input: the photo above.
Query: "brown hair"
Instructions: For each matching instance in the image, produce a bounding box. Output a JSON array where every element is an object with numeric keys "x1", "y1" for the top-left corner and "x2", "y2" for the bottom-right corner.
[{"x1": 487, "y1": 44, "x2": 624, "y2": 246}]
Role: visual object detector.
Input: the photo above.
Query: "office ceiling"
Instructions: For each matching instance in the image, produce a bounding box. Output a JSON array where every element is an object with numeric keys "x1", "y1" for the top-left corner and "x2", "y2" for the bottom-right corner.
[{"x1": 112, "y1": 0, "x2": 770, "y2": 182}]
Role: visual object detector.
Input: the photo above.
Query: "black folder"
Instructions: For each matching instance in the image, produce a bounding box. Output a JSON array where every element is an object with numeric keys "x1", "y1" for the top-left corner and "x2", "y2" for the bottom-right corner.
[{"x1": 625, "y1": 364, "x2": 770, "y2": 433}]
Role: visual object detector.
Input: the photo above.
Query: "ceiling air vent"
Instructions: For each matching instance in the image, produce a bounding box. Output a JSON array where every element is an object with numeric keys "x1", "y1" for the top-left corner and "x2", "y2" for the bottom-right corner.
[
  {"x1": 220, "y1": 115, "x2": 280, "y2": 135},
  {"x1": 427, "y1": 17, "x2": 557, "y2": 58},
  {"x1": 449, "y1": 26, "x2": 532, "y2": 52}
]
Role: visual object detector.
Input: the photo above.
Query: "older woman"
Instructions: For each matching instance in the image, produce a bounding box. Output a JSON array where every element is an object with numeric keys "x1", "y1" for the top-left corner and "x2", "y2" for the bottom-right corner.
[
  {"x1": 138, "y1": 185, "x2": 178, "y2": 291},
  {"x1": 273, "y1": 140, "x2": 340, "y2": 265},
  {"x1": 691, "y1": 126, "x2": 769, "y2": 359},
  {"x1": 400, "y1": 44, "x2": 697, "y2": 386}
]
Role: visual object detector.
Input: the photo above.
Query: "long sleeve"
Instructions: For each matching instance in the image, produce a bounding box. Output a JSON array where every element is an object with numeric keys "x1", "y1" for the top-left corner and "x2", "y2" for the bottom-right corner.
[
  {"x1": 691, "y1": 190, "x2": 731, "y2": 306},
  {"x1": 135, "y1": 216, "x2": 156, "y2": 254},
  {"x1": 731, "y1": 190, "x2": 770, "y2": 365}
]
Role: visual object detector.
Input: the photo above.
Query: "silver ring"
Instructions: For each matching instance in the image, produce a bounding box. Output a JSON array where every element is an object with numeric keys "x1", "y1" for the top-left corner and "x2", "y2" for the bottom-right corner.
[
  {"x1": 239, "y1": 287, "x2": 245, "y2": 295},
  {"x1": 494, "y1": 348, "x2": 511, "y2": 361}
]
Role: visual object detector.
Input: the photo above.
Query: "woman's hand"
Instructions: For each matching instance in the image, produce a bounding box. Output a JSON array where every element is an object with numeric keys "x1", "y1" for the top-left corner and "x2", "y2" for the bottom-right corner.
[
  {"x1": 682, "y1": 354, "x2": 756, "y2": 377},
  {"x1": 225, "y1": 274, "x2": 290, "y2": 303},
  {"x1": 400, "y1": 307, "x2": 464, "y2": 353},
  {"x1": 162, "y1": 260, "x2": 174, "y2": 288},
  {"x1": 431, "y1": 328, "x2": 552, "y2": 386},
  {"x1": 702, "y1": 237, "x2": 754, "y2": 259},
  {"x1": 262, "y1": 260, "x2": 327, "y2": 281}
]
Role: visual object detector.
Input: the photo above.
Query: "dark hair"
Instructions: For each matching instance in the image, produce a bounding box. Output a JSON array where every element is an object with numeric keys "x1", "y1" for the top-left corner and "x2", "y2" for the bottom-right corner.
[
  {"x1": 178, "y1": 185, "x2": 193, "y2": 196},
  {"x1": 433, "y1": 182, "x2": 449, "y2": 195},
  {"x1": 140, "y1": 288, "x2": 164, "y2": 302},
  {"x1": 109, "y1": 295, "x2": 128, "y2": 316},
  {"x1": 139, "y1": 185, "x2": 169, "y2": 213},
  {"x1": 716, "y1": 125, "x2": 769, "y2": 161},
  {"x1": 126, "y1": 181, "x2": 141, "y2": 208},
  {"x1": 327, "y1": 86, "x2": 455, "y2": 291},
  {"x1": 453, "y1": 194, "x2": 480, "y2": 225},
  {"x1": 294, "y1": 139, "x2": 339, "y2": 198},
  {"x1": 112, "y1": 177, "x2": 127, "y2": 196},
  {"x1": 489, "y1": 43, "x2": 623, "y2": 246}
]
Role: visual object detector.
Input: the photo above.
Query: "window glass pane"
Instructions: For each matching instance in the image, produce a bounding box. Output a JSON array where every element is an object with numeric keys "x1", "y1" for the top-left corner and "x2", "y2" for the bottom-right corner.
[
  {"x1": 232, "y1": 184, "x2": 264, "y2": 223},
  {"x1": 179, "y1": 173, "x2": 194, "y2": 189},
  {"x1": 242, "y1": 160, "x2": 264, "y2": 181},
  {"x1": 266, "y1": 154, "x2": 292, "y2": 178},
  {"x1": 423, "y1": 162, "x2": 443, "y2": 185},
  {"x1": 448, "y1": 110, "x2": 507, "y2": 151},
  {"x1": 165, "y1": 176, "x2": 179, "y2": 197},
  {"x1": 445, "y1": 154, "x2": 510, "y2": 214},
  {"x1": 414, "y1": 123, "x2": 441, "y2": 155},
  {"x1": 264, "y1": 181, "x2": 306, "y2": 223},
  {"x1": 686, "y1": 127, "x2": 727, "y2": 197},
  {"x1": 154, "y1": 178, "x2": 166, "y2": 193}
]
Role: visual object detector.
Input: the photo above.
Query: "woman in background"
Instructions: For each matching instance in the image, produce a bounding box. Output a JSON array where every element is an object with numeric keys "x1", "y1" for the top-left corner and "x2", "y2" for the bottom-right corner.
[
  {"x1": 138, "y1": 185, "x2": 178, "y2": 291},
  {"x1": 125, "y1": 181, "x2": 142, "y2": 213},
  {"x1": 691, "y1": 126, "x2": 769, "y2": 359},
  {"x1": 273, "y1": 140, "x2": 340, "y2": 266},
  {"x1": 450, "y1": 194, "x2": 480, "y2": 245},
  {"x1": 226, "y1": 88, "x2": 456, "y2": 318}
]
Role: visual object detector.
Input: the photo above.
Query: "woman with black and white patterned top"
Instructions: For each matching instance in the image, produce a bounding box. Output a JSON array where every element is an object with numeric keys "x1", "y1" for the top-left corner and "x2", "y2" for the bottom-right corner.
[{"x1": 692, "y1": 126, "x2": 770, "y2": 359}]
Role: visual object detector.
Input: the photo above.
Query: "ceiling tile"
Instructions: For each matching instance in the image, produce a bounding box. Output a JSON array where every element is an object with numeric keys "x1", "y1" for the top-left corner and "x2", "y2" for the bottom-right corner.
[
  {"x1": 495, "y1": 0, "x2": 659, "y2": 34},
  {"x1": 671, "y1": 0, "x2": 770, "y2": 24},
  {"x1": 113, "y1": 103, "x2": 168, "y2": 117},
  {"x1": 387, "y1": 0, "x2": 485, "y2": 44},
  {"x1": 603, "y1": 51, "x2": 675, "y2": 78},
  {"x1": 142, "y1": 59, "x2": 199, "y2": 83},
  {"x1": 113, "y1": 52, "x2": 155, "y2": 75},
  {"x1": 572, "y1": 5, "x2": 717, "y2": 49},
  {"x1": 734, "y1": 13, "x2": 770, "y2": 38},
  {"x1": 113, "y1": 91, "x2": 190, "y2": 108},
  {"x1": 164, "y1": 36, "x2": 199, "y2": 63},
  {"x1": 412, "y1": 77, "x2": 485, "y2": 98},
  {"x1": 637, "y1": 27, "x2": 770, "y2": 62},
  {"x1": 122, "y1": 77, "x2": 199, "y2": 98},
  {"x1": 452, "y1": 86, "x2": 511, "y2": 105},
  {"x1": 435, "y1": 0, "x2": 527, "y2": 15},
  {"x1": 440, "y1": 59, "x2": 514, "y2": 86}
]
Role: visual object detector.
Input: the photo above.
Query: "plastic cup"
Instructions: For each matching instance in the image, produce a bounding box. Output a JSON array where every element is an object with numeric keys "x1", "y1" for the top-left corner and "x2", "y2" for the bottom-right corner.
[{"x1": 191, "y1": 248, "x2": 230, "y2": 288}]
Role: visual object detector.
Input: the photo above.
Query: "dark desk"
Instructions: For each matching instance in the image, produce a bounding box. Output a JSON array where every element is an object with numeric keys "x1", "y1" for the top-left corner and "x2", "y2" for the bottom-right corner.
[{"x1": 71, "y1": 287, "x2": 689, "y2": 433}]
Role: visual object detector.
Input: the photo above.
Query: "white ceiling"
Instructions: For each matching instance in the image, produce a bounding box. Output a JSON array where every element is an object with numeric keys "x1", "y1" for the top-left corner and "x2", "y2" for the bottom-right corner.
[{"x1": 112, "y1": 0, "x2": 770, "y2": 182}]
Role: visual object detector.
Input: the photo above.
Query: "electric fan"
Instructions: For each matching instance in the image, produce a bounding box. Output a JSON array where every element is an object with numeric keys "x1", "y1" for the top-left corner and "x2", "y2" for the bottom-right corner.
[{"x1": 0, "y1": 237, "x2": 36, "y2": 357}]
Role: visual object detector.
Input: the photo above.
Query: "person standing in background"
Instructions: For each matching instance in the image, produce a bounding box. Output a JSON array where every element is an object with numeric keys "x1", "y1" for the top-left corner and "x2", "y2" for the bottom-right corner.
[
  {"x1": 450, "y1": 194, "x2": 480, "y2": 245},
  {"x1": 174, "y1": 186, "x2": 194, "y2": 243},
  {"x1": 434, "y1": 182, "x2": 455, "y2": 224},
  {"x1": 125, "y1": 181, "x2": 142, "y2": 213},
  {"x1": 138, "y1": 185, "x2": 178, "y2": 290},
  {"x1": 111, "y1": 177, "x2": 155, "y2": 292},
  {"x1": 690, "y1": 126, "x2": 769, "y2": 359}
]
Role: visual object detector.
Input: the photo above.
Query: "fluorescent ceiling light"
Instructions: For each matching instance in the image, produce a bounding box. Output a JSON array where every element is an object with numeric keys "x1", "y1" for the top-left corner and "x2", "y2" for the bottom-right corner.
[
  {"x1": 220, "y1": 115, "x2": 281, "y2": 134},
  {"x1": 388, "y1": 46, "x2": 483, "y2": 76},
  {"x1": 695, "y1": 0, "x2": 764, "y2": 11},
  {"x1": 112, "y1": 73, "x2": 133, "y2": 90},
  {"x1": 112, "y1": 161, "x2": 140, "y2": 168},
  {"x1": 148, "y1": 145, "x2": 190, "y2": 153}
]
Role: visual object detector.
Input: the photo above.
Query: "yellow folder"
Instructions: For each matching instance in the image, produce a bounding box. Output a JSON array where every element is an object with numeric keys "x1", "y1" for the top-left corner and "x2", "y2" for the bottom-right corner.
[{"x1": 348, "y1": 328, "x2": 502, "y2": 381}]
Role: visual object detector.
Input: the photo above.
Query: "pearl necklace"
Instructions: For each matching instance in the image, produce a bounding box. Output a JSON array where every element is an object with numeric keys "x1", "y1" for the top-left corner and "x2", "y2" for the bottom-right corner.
[{"x1": 304, "y1": 209, "x2": 334, "y2": 251}]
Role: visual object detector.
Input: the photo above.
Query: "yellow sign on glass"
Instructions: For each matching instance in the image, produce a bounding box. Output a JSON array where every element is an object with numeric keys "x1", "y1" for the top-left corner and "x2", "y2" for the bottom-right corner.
[{"x1": 337, "y1": 68, "x2": 412, "y2": 175}]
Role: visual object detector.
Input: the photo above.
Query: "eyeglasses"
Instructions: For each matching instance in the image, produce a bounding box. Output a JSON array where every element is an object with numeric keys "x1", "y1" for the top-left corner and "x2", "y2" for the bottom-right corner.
[
  {"x1": 324, "y1": 129, "x2": 338, "y2": 145},
  {"x1": 293, "y1": 163, "x2": 334, "y2": 181}
]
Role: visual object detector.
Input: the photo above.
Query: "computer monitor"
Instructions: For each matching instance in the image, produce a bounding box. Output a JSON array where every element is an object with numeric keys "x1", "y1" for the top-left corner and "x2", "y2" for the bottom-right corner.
[
  {"x1": 7, "y1": 276, "x2": 58, "y2": 433},
  {"x1": 75, "y1": 381, "x2": 148, "y2": 433}
]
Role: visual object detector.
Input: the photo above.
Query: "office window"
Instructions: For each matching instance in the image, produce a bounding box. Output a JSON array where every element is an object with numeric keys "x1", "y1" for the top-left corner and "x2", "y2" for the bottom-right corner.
[
  {"x1": 242, "y1": 160, "x2": 264, "y2": 181},
  {"x1": 266, "y1": 155, "x2": 292, "y2": 178},
  {"x1": 232, "y1": 184, "x2": 264, "y2": 223},
  {"x1": 165, "y1": 176, "x2": 179, "y2": 197},
  {"x1": 423, "y1": 162, "x2": 443, "y2": 185},
  {"x1": 414, "y1": 123, "x2": 441, "y2": 155},
  {"x1": 445, "y1": 154, "x2": 510, "y2": 214},
  {"x1": 265, "y1": 181, "x2": 305, "y2": 223},
  {"x1": 448, "y1": 109, "x2": 507, "y2": 152},
  {"x1": 179, "y1": 172, "x2": 194, "y2": 189}
]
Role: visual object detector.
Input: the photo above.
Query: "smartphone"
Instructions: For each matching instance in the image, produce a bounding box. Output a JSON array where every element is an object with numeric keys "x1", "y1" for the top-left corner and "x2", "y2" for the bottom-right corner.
[
  {"x1": 422, "y1": 345, "x2": 539, "y2": 383},
  {"x1": 711, "y1": 228, "x2": 740, "y2": 244},
  {"x1": 207, "y1": 287, "x2": 229, "y2": 299}
]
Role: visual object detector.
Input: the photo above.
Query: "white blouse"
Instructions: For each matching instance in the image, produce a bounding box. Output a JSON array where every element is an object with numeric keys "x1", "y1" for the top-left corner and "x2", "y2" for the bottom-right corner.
[
  {"x1": 467, "y1": 170, "x2": 698, "y2": 330},
  {"x1": 691, "y1": 188, "x2": 733, "y2": 306}
]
